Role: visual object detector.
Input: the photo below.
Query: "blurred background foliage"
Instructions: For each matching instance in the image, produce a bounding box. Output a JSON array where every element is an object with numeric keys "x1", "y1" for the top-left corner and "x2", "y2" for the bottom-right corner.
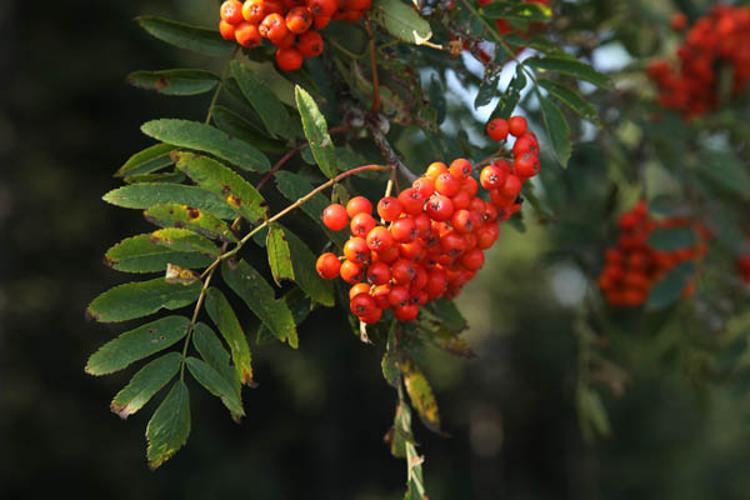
[{"x1": 3, "y1": 0, "x2": 750, "y2": 498}]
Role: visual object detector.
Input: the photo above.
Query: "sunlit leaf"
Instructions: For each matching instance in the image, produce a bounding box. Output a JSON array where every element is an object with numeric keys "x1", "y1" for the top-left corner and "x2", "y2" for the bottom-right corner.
[
  {"x1": 116, "y1": 143, "x2": 175, "y2": 178},
  {"x1": 266, "y1": 225, "x2": 295, "y2": 286},
  {"x1": 141, "y1": 119, "x2": 270, "y2": 172},
  {"x1": 103, "y1": 183, "x2": 236, "y2": 219},
  {"x1": 144, "y1": 203, "x2": 238, "y2": 242},
  {"x1": 104, "y1": 234, "x2": 213, "y2": 273},
  {"x1": 372, "y1": 0, "x2": 432, "y2": 45},
  {"x1": 295, "y1": 85, "x2": 337, "y2": 178},
  {"x1": 86, "y1": 280, "x2": 201, "y2": 323}
]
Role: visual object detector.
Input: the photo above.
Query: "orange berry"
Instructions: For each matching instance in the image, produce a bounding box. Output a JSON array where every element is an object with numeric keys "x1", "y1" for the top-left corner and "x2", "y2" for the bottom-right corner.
[
  {"x1": 220, "y1": 0, "x2": 244, "y2": 24},
  {"x1": 275, "y1": 47, "x2": 304, "y2": 71}
]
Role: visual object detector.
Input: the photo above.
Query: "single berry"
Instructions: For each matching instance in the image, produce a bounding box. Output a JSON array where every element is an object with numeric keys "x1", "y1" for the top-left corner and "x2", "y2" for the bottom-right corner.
[
  {"x1": 221, "y1": 0, "x2": 244, "y2": 24},
  {"x1": 486, "y1": 118, "x2": 509, "y2": 141},
  {"x1": 275, "y1": 47, "x2": 304, "y2": 71},
  {"x1": 315, "y1": 252, "x2": 341, "y2": 279},
  {"x1": 344, "y1": 237, "x2": 370, "y2": 263},
  {"x1": 346, "y1": 196, "x2": 373, "y2": 217},
  {"x1": 390, "y1": 217, "x2": 417, "y2": 243},
  {"x1": 322, "y1": 203, "x2": 348, "y2": 231},
  {"x1": 242, "y1": 0, "x2": 265, "y2": 23},
  {"x1": 377, "y1": 196, "x2": 403, "y2": 221},
  {"x1": 508, "y1": 116, "x2": 528, "y2": 136},
  {"x1": 350, "y1": 212, "x2": 377, "y2": 237},
  {"x1": 297, "y1": 30, "x2": 324, "y2": 57}
]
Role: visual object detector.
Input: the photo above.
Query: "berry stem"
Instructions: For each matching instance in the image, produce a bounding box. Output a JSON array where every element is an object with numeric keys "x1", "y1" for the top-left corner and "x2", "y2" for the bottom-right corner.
[
  {"x1": 366, "y1": 17, "x2": 382, "y2": 113},
  {"x1": 366, "y1": 119, "x2": 418, "y2": 183},
  {"x1": 204, "y1": 47, "x2": 239, "y2": 125}
]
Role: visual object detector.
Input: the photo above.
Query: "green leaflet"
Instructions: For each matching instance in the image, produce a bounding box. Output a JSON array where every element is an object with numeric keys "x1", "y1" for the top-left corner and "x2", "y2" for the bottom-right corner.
[
  {"x1": 266, "y1": 225, "x2": 295, "y2": 286},
  {"x1": 137, "y1": 16, "x2": 234, "y2": 57},
  {"x1": 400, "y1": 358, "x2": 440, "y2": 433},
  {"x1": 141, "y1": 119, "x2": 271, "y2": 172},
  {"x1": 256, "y1": 288, "x2": 312, "y2": 344},
  {"x1": 116, "y1": 143, "x2": 175, "y2": 177},
  {"x1": 222, "y1": 260, "x2": 298, "y2": 348},
  {"x1": 192, "y1": 322, "x2": 240, "y2": 395},
  {"x1": 103, "y1": 183, "x2": 235, "y2": 219},
  {"x1": 144, "y1": 203, "x2": 238, "y2": 242},
  {"x1": 110, "y1": 351, "x2": 182, "y2": 419},
  {"x1": 86, "y1": 279, "x2": 201, "y2": 323},
  {"x1": 372, "y1": 0, "x2": 432, "y2": 45},
  {"x1": 85, "y1": 316, "x2": 189, "y2": 375},
  {"x1": 526, "y1": 56, "x2": 612, "y2": 88},
  {"x1": 146, "y1": 380, "x2": 191, "y2": 470},
  {"x1": 295, "y1": 85, "x2": 337, "y2": 178},
  {"x1": 186, "y1": 357, "x2": 245, "y2": 421},
  {"x1": 230, "y1": 60, "x2": 291, "y2": 139},
  {"x1": 211, "y1": 105, "x2": 287, "y2": 153},
  {"x1": 104, "y1": 233, "x2": 213, "y2": 273},
  {"x1": 538, "y1": 79, "x2": 597, "y2": 119},
  {"x1": 539, "y1": 94, "x2": 572, "y2": 168},
  {"x1": 127, "y1": 69, "x2": 219, "y2": 96},
  {"x1": 173, "y1": 152, "x2": 267, "y2": 223},
  {"x1": 205, "y1": 288, "x2": 254, "y2": 385},
  {"x1": 150, "y1": 228, "x2": 220, "y2": 257}
]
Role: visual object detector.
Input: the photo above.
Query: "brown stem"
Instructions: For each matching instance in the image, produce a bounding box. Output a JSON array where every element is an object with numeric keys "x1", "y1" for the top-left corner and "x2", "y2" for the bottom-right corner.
[
  {"x1": 366, "y1": 18, "x2": 382, "y2": 113},
  {"x1": 366, "y1": 120, "x2": 417, "y2": 183}
]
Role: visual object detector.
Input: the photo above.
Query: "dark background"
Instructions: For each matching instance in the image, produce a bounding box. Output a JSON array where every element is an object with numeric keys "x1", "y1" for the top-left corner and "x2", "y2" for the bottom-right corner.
[{"x1": 2, "y1": 0, "x2": 750, "y2": 498}]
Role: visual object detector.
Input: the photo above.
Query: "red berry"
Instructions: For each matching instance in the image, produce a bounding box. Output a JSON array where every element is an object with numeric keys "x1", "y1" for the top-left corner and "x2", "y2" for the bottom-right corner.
[
  {"x1": 394, "y1": 304, "x2": 419, "y2": 321},
  {"x1": 461, "y1": 248, "x2": 485, "y2": 270},
  {"x1": 426, "y1": 194, "x2": 454, "y2": 221},
  {"x1": 480, "y1": 164, "x2": 506, "y2": 189},
  {"x1": 398, "y1": 188, "x2": 425, "y2": 215},
  {"x1": 388, "y1": 285, "x2": 411, "y2": 307},
  {"x1": 412, "y1": 177, "x2": 435, "y2": 198},
  {"x1": 308, "y1": 0, "x2": 337, "y2": 17},
  {"x1": 425, "y1": 161, "x2": 448, "y2": 179},
  {"x1": 219, "y1": 20, "x2": 237, "y2": 41},
  {"x1": 486, "y1": 118, "x2": 509, "y2": 141},
  {"x1": 449, "y1": 158, "x2": 472, "y2": 178},
  {"x1": 322, "y1": 203, "x2": 348, "y2": 231},
  {"x1": 297, "y1": 30, "x2": 324, "y2": 57},
  {"x1": 349, "y1": 283, "x2": 371, "y2": 300},
  {"x1": 501, "y1": 174, "x2": 522, "y2": 198},
  {"x1": 377, "y1": 196, "x2": 403, "y2": 221},
  {"x1": 366, "y1": 261, "x2": 391, "y2": 285},
  {"x1": 350, "y1": 293, "x2": 377, "y2": 317},
  {"x1": 391, "y1": 259, "x2": 417, "y2": 285},
  {"x1": 315, "y1": 252, "x2": 341, "y2": 279},
  {"x1": 221, "y1": 0, "x2": 244, "y2": 24},
  {"x1": 435, "y1": 172, "x2": 461, "y2": 197},
  {"x1": 344, "y1": 237, "x2": 370, "y2": 263},
  {"x1": 508, "y1": 116, "x2": 528, "y2": 137},
  {"x1": 340, "y1": 260, "x2": 364, "y2": 284},
  {"x1": 275, "y1": 47, "x2": 304, "y2": 71},
  {"x1": 285, "y1": 6, "x2": 313, "y2": 33},
  {"x1": 451, "y1": 209, "x2": 478, "y2": 234},
  {"x1": 390, "y1": 217, "x2": 417, "y2": 243},
  {"x1": 514, "y1": 153, "x2": 539, "y2": 178},
  {"x1": 242, "y1": 0, "x2": 265, "y2": 23},
  {"x1": 346, "y1": 196, "x2": 373, "y2": 217},
  {"x1": 366, "y1": 225, "x2": 394, "y2": 252},
  {"x1": 350, "y1": 212, "x2": 377, "y2": 237},
  {"x1": 235, "y1": 22, "x2": 262, "y2": 48}
]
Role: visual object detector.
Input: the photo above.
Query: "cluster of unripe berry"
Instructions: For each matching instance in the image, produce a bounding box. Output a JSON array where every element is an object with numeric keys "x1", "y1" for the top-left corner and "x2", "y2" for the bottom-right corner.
[
  {"x1": 218, "y1": 0, "x2": 370, "y2": 72},
  {"x1": 598, "y1": 201, "x2": 707, "y2": 307},
  {"x1": 314, "y1": 117, "x2": 540, "y2": 324},
  {"x1": 647, "y1": 5, "x2": 750, "y2": 118}
]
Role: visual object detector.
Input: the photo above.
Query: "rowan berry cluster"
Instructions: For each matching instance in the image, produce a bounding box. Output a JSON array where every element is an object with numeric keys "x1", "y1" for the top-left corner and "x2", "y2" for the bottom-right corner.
[
  {"x1": 218, "y1": 0, "x2": 371, "y2": 72},
  {"x1": 598, "y1": 201, "x2": 707, "y2": 307},
  {"x1": 315, "y1": 117, "x2": 540, "y2": 324},
  {"x1": 647, "y1": 5, "x2": 750, "y2": 118}
]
